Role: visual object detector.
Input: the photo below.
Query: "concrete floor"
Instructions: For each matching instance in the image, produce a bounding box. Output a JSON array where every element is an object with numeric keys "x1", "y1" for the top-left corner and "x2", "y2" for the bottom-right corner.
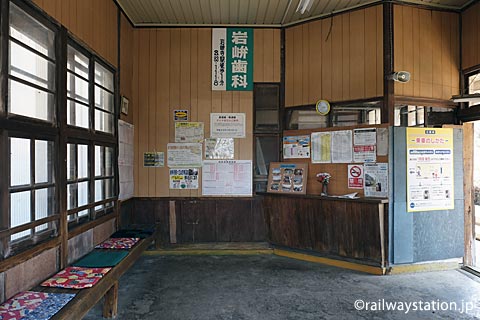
[{"x1": 84, "y1": 254, "x2": 480, "y2": 320}]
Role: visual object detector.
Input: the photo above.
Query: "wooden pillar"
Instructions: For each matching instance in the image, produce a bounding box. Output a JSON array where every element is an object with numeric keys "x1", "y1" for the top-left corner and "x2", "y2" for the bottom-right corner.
[
  {"x1": 463, "y1": 123, "x2": 475, "y2": 266},
  {"x1": 103, "y1": 282, "x2": 119, "y2": 318},
  {"x1": 382, "y1": 2, "x2": 395, "y2": 125}
]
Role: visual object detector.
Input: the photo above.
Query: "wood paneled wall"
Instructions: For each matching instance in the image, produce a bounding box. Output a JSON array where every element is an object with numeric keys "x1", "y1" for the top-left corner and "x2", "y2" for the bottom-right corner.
[
  {"x1": 32, "y1": 0, "x2": 118, "y2": 67},
  {"x1": 132, "y1": 28, "x2": 280, "y2": 197},
  {"x1": 120, "y1": 13, "x2": 134, "y2": 124},
  {"x1": 462, "y1": 1, "x2": 480, "y2": 70},
  {"x1": 285, "y1": 6, "x2": 383, "y2": 107},
  {"x1": 394, "y1": 5, "x2": 459, "y2": 100}
]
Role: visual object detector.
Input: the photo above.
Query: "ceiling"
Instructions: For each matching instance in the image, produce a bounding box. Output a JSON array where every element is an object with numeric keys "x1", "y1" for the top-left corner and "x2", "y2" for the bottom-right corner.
[{"x1": 116, "y1": 0, "x2": 474, "y2": 27}]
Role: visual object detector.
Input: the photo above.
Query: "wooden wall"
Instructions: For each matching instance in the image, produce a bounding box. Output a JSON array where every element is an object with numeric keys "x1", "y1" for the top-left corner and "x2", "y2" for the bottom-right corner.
[
  {"x1": 285, "y1": 6, "x2": 383, "y2": 107},
  {"x1": 120, "y1": 13, "x2": 134, "y2": 124},
  {"x1": 462, "y1": 1, "x2": 480, "y2": 70},
  {"x1": 32, "y1": 0, "x2": 118, "y2": 67},
  {"x1": 132, "y1": 28, "x2": 280, "y2": 197},
  {"x1": 394, "y1": 5, "x2": 459, "y2": 100}
]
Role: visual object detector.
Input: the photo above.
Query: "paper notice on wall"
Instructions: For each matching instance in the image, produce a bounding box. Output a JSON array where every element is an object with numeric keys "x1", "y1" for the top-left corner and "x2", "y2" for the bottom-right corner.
[
  {"x1": 406, "y1": 128, "x2": 454, "y2": 212},
  {"x1": 169, "y1": 168, "x2": 199, "y2": 189},
  {"x1": 364, "y1": 163, "x2": 389, "y2": 197},
  {"x1": 143, "y1": 152, "x2": 164, "y2": 167},
  {"x1": 210, "y1": 113, "x2": 246, "y2": 138},
  {"x1": 331, "y1": 130, "x2": 352, "y2": 163},
  {"x1": 283, "y1": 135, "x2": 310, "y2": 159},
  {"x1": 205, "y1": 138, "x2": 234, "y2": 160},
  {"x1": 202, "y1": 160, "x2": 252, "y2": 196},
  {"x1": 118, "y1": 120, "x2": 134, "y2": 200},
  {"x1": 376, "y1": 127, "x2": 389, "y2": 156},
  {"x1": 311, "y1": 132, "x2": 332, "y2": 163},
  {"x1": 175, "y1": 122, "x2": 204, "y2": 143},
  {"x1": 167, "y1": 143, "x2": 203, "y2": 167},
  {"x1": 353, "y1": 128, "x2": 376, "y2": 163}
]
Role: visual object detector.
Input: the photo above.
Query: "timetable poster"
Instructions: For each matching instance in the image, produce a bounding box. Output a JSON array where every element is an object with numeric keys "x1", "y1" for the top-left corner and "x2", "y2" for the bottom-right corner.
[
  {"x1": 406, "y1": 128, "x2": 454, "y2": 212},
  {"x1": 202, "y1": 160, "x2": 252, "y2": 196}
]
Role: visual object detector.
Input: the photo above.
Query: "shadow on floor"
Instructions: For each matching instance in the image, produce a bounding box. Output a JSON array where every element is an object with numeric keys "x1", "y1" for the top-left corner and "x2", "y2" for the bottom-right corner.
[{"x1": 85, "y1": 254, "x2": 480, "y2": 320}]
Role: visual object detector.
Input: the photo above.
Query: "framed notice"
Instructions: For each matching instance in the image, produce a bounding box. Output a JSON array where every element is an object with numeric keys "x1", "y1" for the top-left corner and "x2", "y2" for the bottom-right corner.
[
  {"x1": 167, "y1": 143, "x2": 202, "y2": 168},
  {"x1": 143, "y1": 152, "x2": 164, "y2": 167},
  {"x1": 406, "y1": 128, "x2": 454, "y2": 212},
  {"x1": 175, "y1": 122, "x2": 204, "y2": 143},
  {"x1": 205, "y1": 138, "x2": 234, "y2": 160},
  {"x1": 267, "y1": 162, "x2": 308, "y2": 194},
  {"x1": 210, "y1": 113, "x2": 245, "y2": 138},
  {"x1": 283, "y1": 135, "x2": 310, "y2": 159},
  {"x1": 202, "y1": 160, "x2": 252, "y2": 196}
]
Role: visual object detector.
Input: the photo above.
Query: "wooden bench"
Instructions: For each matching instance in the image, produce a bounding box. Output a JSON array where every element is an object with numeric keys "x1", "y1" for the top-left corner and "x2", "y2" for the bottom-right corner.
[{"x1": 34, "y1": 233, "x2": 154, "y2": 319}]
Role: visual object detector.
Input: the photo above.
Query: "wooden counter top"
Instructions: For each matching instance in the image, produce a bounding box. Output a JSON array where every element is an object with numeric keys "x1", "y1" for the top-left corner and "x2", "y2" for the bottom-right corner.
[{"x1": 256, "y1": 192, "x2": 389, "y2": 204}]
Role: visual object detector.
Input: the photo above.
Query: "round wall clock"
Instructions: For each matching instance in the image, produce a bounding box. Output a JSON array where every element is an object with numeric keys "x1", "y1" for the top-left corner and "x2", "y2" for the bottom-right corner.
[{"x1": 315, "y1": 100, "x2": 330, "y2": 115}]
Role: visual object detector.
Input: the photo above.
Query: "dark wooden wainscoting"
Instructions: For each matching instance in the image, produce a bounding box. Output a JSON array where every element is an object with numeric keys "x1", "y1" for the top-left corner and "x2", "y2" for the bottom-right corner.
[
  {"x1": 127, "y1": 197, "x2": 266, "y2": 244},
  {"x1": 261, "y1": 193, "x2": 388, "y2": 267}
]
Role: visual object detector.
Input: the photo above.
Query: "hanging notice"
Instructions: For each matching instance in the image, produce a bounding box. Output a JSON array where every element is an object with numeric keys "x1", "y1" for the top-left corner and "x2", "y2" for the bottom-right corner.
[
  {"x1": 331, "y1": 130, "x2": 353, "y2": 163},
  {"x1": 173, "y1": 110, "x2": 189, "y2": 122},
  {"x1": 167, "y1": 143, "x2": 202, "y2": 168},
  {"x1": 210, "y1": 113, "x2": 245, "y2": 138},
  {"x1": 406, "y1": 128, "x2": 454, "y2": 212},
  {"x1": 169, "y1": 168, "x2": 199, "y2": 189},
  {"x1": 353, "y1": 128, "x2": 376, "y2": 163},
  {"x1": 283, "y1": 135, "x2": 310, "y2": 159},
  {"x1": 364, "y1": 163, "x2": 388, "y2": 197},
  {"x1": 202, "y1": 160, "x2": 252, "y2": 196},
  {"x1": 212, "y1": 28, "x2": 254, "y2": 91},
  {"x1": 143, "y1": 152, "x2": 164, "y2": 167},
  {"x1": 175, "y1": 122, "x2": 204, "y2": 143},
  {"x1": 377, "y1": 127, "x2": 389, "y2": 156},
  {"x1": 348, "y1": 165, "x2": 364, "y2": 189},
  {"x1": 205, "y1": 138, "x2": 234, "y2": 160},
  {"x1": 311, "y1": 132, "x2": 332, "y2": 163}
]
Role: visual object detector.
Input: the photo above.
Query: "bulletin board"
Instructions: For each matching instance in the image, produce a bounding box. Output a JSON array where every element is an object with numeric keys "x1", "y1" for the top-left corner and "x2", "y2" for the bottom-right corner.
[{"x1": 267, "y1": 162, "x2": 308, "y2": 194}]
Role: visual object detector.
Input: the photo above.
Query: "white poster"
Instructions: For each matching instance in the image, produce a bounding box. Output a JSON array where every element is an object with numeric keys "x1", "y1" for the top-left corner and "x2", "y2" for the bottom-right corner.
[
  {"x1": 175, "y1": 122, "x2": 204, "y2": 143},
  {"x1": 353, "y1": 128, "x2": 376, "y2": 163},
  {"x1": 212, "y1": 28, "x2": 226, "y2": 90},
  {"x1": 364, "y1": 163, "x2": 389, "y2": 198},
  {"x1": 169, "y1": 168, "x2": 199, "y2": 189},
  {"x1": 118, "y1": 120, "x2": 134, "y2": 200},
  {"x1": 406, "y1": 128, "x2": 454, "y2": 212},
  {"x1": 202, "y1": 160, "x2": 252, "y2": 196},
  {"x1": 210, "y1": 113, "x2": 246, "y2": 138},
  {"x1": 205, "y1": 138, "x2": 234, "y2": 160},
  {"x1": 331, "y1": 130, "x2": 353, "y2": 163},
  {"x1": 376, "y1": 127, "x2": 389, "y2": 156},
  {"x1": 167, "y1": 143, "x2": 203, "y2": 168},
  {"x1": 311, "y1": 132, "x2": 332, "y2": 163},
  {"x1": 283, "y1": 135, "x2": 310, "y2": 159}
]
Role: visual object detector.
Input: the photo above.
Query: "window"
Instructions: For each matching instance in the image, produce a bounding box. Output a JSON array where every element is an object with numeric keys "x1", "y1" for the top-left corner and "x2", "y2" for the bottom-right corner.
[
  {"x1": 394, "y1": 105, "x2": 454, "y2": 127},
  {"x1": 67, "y1": 143, "x2": 90, "y2": 222},
  {"x1": 94, "y1": 62, "x2": 115, "y2": 134},
  {"x1": 8, "y1": 3, "x2": 55, "y2": 122},
  {"x1": 94, "y1": 145, "x2": 115, "y2": 213},
  {"x1": 9, "y1": 137, "x2": 56, "y2": 242},
  {"x1": 466, "y1": 72, "x2": 480, "y2": 107},
  {"x1": 67, "y1": 46, "x2": 90, "y2": 128}
]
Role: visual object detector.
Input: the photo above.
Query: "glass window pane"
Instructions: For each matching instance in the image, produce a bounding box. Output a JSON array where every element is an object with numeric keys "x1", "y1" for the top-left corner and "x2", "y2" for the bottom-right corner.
[
  {"x1": 95, "y1": 146, "x2": 103, "y2": 177},
  {"x1": 10, "y1": 191, "x2": 31, "y2": 240},
  {"x1": 67, "y1": 45, "x2": 89, "y2": 78},
  {"x1": 78, "y1": 209, "x2": 89, "y2": 217},
  {"x1": 78, "y1": 145, "x2": 88, "y2": 179},
  {"x1": 95, "y1": 110, "x2": 113, "y2": 133},
  {"x1": 67, "y1": 100, "x2": 89, "y2": 128},
  {"x1": 9, "y1": 3, "x2": 55, "y2": 59},
  {"x1": 95, "y1": 179, "x2": 104, "y2": 203},
  {"x1": 9, "y1": 41, "x2": 55, "y2": 90},
  {"x1": 67, "y1": 144, "x2": 75, "y2": 181},
  {"x1": 78, "y1": 181, "x2": 89, "y2": 207},
  {"x1": 94, "y1": 62, "x2": 114, "y2": 91},
  {"x1": 67, "y1": 183, "x2": 76, "y2": 210},
  {"x1": 106, "y1": 179, "x2": 114, "y2": 198},
  {"x1": 105, "y1": 147, "x2": 113, "y2": 176},
  {"x1": 67, "y1": 72, "x2": 89, "y2": 104},
  {"x1": 35, "y1": 187, "x2": 54, "y2": 232},
  {"x1": 10, "y1": 137, "x2": 30, "y2": 186},
  {"x1": 35, "y1": 140, "x2": 53, "y2": 183},
  {"x1": 94, "y1": 85, "x2": 114, "y2": 112},
  {"x1": 9, "y1": 79, "x2": 54, "y2": 121}
]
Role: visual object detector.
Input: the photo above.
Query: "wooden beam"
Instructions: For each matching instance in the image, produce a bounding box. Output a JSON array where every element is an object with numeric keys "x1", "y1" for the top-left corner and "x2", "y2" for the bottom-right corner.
[
  {"x1": 102, "y1": 281, "x2": 118, "y2": 318},
  {"x1": 462, "y1": 123, "x2": 474, "y2": 266},
  {"x1": 169, "y1": 200, "x2": 177, "y2": 244},
  {"x1": 383, "y1": 2, "x2": 395, "y2": 124}
]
